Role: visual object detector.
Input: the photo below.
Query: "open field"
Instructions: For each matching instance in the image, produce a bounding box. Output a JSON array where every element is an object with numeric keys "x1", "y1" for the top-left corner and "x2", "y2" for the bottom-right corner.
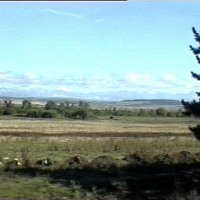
[
  {"x1": 0, "y1": 116, "x2": 197, "y2": 137},
  {"x1": 0, "y1": 116, "x2": 200, "y2": 199},
  {"x1": 0, "y1": 116, "x2": 198, "y2": 162}
]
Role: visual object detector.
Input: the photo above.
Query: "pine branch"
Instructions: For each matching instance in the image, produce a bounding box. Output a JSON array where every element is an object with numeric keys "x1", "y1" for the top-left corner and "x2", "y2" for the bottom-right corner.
[
  {"x1": 196, "y1": 55, "x2": 200, "y2": 64},
  {"x1": 192, "y1": 27, "x2": 200, "y2": 43},
  {"x1": 191, "y1": 71, "x2": 200, "y2": 80},
  {"x1": 190, "y1": 45, "x2": 200, "y2": 55}
]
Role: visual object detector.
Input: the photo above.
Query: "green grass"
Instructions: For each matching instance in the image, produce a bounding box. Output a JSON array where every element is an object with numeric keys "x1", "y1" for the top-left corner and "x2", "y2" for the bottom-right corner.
[
  {"x1": 0, "y1": 136, "x2": 199, "y2": 163},
  {"x1": 0, "y1": 116, "x2": 199, "y2": 199},
  {"x1": 0, "y1": 173, "x2": 98, "y2": 200}
]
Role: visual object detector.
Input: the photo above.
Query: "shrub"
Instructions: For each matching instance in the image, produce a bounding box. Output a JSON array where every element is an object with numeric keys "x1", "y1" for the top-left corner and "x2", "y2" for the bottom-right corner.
[
  {"x1": 26, "y1": 108, "x2": 42, "y2": 118},
  {"x1": 5, "y1": 160, "x2": 22, "y2": 171},
  {"x1": 62, "y1": 156, "x2": 89, "y2": 169},
  {"x1": 123, "y1": 153, "x2": 147, "y2": 165},
  {"x1": 156, "y1": 108, "x2": 167, "y2": 117},
  {"x1": 2, "y1": 107, "x2": 16, "y2": 115},
  {"x1": 167, "y1": 111, "x2": 177, "y2": 117},
  {"x1": 138, "y1": 109, "x2": 150, "y2": 117},
  {"x1": 41, "y1": 110, "x2": 58, "y2": 118},
  {"x1": 70, "y1": 108, "x2": 88, "y2": 119},
  {"x1": 45, "y1": 101, "x2": 57, "y2": 110},
  {"x1": 90, "y1": 156, "x2": 115, "y2": 168}
]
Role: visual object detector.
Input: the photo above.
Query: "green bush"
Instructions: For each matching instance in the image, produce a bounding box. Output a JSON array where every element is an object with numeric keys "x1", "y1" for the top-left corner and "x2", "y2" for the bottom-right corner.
[
  {"x1": 148, "y1": 110, "x2": 157, "y2": 117},
  {"x1": 70, "y1": 108, "x2": 88, "y2": 119},
  {"x1": 26, "y1": 108, "x2": 42, "y2": 118},
  {"x1": 45, "y1": 101, "x2": 57, "y2": 110},
  {"x1": 138, "y1": 109, "x2": 150, "y2": 117},
  {"x1": 167, "y1": 111, "x2": 177, "y2": 117},
  {"x1": 0, "y1": 107, "x2": 4, "y2": 115},
  {"x1": 41, "y1": 110, "x2": 58, "y2": 118},
  {"x1": 156, "y1": 108, "x2": 167, "y2": 117},
  {"x1": 2, "y1": 107, "x2": 17, "y2": 115}
]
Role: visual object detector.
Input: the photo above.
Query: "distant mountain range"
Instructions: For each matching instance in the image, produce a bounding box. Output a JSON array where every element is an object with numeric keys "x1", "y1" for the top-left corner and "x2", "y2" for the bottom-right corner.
[{"x1": 121, "y1": 99, "x2": 180, "y2": 102}]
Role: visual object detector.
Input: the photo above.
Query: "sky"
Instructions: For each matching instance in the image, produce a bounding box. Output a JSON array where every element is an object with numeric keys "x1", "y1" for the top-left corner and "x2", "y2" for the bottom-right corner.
[{"x1": 0, "y1": 1, "x2": 200, "y2": 101}]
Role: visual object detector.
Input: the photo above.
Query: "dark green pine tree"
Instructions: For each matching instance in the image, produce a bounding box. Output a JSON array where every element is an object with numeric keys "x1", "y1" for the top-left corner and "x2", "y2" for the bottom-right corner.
[{"x1": 182, "y1": 27, "x2": 200, "y2": 140}]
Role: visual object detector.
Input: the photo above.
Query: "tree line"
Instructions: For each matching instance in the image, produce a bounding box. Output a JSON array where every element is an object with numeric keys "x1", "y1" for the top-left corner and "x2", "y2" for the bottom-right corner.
[{"x1": 0, "y1": 99, "x2": 184, "y2": 119}]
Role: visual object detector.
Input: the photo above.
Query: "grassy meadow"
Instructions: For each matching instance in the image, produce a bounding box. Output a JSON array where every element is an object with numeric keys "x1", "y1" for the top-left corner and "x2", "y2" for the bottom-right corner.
[
  {"x1": 0, "y1": 116, "x2": 200, "y2": 199},
  {"x1": 0, "y1": 116, "x2": 197, "y2": 137}
]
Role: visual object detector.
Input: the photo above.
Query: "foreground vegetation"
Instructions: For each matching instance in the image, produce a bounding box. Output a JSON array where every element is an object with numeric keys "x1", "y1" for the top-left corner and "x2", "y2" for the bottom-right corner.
[{"x1": 0, "y1": 137, "x2": 200, "y2": 199}]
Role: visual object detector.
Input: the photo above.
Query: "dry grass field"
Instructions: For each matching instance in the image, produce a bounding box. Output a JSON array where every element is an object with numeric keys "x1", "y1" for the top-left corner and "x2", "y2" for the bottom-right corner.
[
  {"x1": 0, "y1": 116, "x2": 197, "y2": 137},
  {"x1": 0, "y1": 116, "x2": 198, "y2": 164},
  {"x1": 0, "y1": 116, "x2": 199, "y2": 200}
]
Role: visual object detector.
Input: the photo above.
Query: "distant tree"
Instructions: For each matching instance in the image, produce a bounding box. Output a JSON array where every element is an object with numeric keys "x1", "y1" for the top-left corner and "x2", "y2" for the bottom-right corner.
[
  {"x1": 57, "y1": 103, "x2": 66, "y2": 117},
  {"x1": 4, "y1": 100, "x2": 12, "y2": 108},
  {"x1": 78, "y1": 101, "x2": 84, "y2": 107},
  {"x1": 156, "y1": 108, "x2": 167, "y2": 117},
  {"x1": 70, "y1": 108, "x2": 88, "y2": 119},
  {"x1": 78, "y1": 101, "x2": 89, "y2": 108},
  {"x1": 22, "y1": 100, "x2": 32, "y2": 109},
  {"x1": 64, "y1": 101, "x2": 70, "y2": 108},
  {"x1": 138, "y1": 109, "x2": 149, "y2": 117},
  {"x1": 112, "y1": 107, "x2": 117, "y2": 116},
  {"x1": 58, "y1": 103, "x2": 65, "y2": 110},
  {"x1": 45, "y1": 101, "x2": 57, "y2": 110},
  {"x1": 27, "y1": 108, "x2": 42, "y2": 118},
  {"x1": 41, "y1": 110, "x2": 58, "y2": 118},
  {"x1": 149, "y1": 109, "x2": 157, "y2": 117},
  {"x1": 182, "y1": 27, "x2": 200, "y2": 140}
]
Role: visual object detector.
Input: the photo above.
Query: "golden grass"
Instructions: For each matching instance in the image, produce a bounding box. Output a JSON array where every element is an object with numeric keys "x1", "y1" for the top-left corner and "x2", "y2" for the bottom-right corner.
[{"x1": 0, "y1": 117, "x2": 195, "y2": 137}]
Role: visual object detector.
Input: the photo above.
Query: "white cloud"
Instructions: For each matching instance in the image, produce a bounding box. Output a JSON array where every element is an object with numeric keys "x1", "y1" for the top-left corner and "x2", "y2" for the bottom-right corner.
[
  {"x1": 89, "y1": 75, "x2": 117, "y2": 88},
  {"x1": 24, "y1": 72, "x2": 37, "y2": 80},
  {"x1": 42, "y1": 9, "x2": 105, "y2": 24},
  {"x1": 0, "y1": 71, "x2": 9, "y2": 75},
  {"x1": 21, "y1": 72, "x2": 41, "y2": 84},
  {"x1": 163, "y1": 74, "x2": 177, "y2": 82},
  {"x1": 127, "y1": 73, "x2": 151, "y2": 85},
  {"x1": 0, "y1": 71, "x2": 199, "y2": 100},
  {"x1": 0, "y1": 72, "x2": 9, "y2": 80},
  {"x1": 43, "y1": 9, "x2": 86, "y2": 20},
  {"x1": 57, "y1": 86, "x2": 70, "y2": 93}
]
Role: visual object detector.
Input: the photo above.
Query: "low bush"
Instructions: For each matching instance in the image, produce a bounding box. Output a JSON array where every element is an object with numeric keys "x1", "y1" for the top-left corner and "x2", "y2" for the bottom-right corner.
[
  {"x1": 62, "y1": 156, "x2": 89, "y2": 169},
  {"x1": 41, "y1": 110, "x2": 58, "y2": 118},
  {"x1": 26, "y1": 108, "x2": 42, "y2": 118},
  {"x1": 90, "y1": 156, "x2": 116, "y2": 169}
]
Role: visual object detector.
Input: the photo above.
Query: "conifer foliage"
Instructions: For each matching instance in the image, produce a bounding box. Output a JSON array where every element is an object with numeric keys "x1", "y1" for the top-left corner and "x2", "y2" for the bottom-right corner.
[{"x1": 182, "y1": 27, "x2": 200, "y2": 140}]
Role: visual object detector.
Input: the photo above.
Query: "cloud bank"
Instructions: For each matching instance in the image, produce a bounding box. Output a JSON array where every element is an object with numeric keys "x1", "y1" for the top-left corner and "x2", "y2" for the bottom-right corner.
[{"x1": 0, "y1": 71, "x2": 198, "y2": 101}]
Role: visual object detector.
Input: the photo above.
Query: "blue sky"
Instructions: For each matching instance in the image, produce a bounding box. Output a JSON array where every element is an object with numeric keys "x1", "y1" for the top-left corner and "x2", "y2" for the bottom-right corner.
[{"x1": 0, "y1": 2, "x2": 200, "y2": 100}]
